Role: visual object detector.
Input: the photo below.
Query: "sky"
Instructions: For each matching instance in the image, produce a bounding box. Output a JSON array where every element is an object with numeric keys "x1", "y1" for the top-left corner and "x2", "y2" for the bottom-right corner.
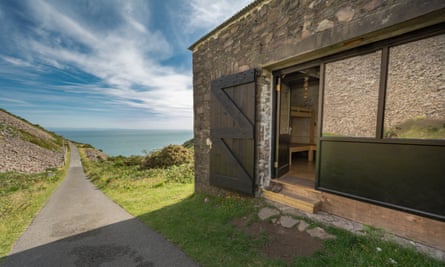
[{"x1": 0, "y1": 0, "x2": 252, "y2": 130}]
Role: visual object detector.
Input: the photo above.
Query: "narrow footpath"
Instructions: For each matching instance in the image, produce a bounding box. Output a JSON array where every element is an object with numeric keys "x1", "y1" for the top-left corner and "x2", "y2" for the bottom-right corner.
[{"x1": 2, "y1": 143, "x2": 197, "y2": 267}]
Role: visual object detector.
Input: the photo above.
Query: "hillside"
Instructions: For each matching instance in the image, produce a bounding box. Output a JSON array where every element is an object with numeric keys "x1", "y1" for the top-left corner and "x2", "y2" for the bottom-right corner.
[{"x1": 0, "y1": 109, "x2": 65, "y2": 173}]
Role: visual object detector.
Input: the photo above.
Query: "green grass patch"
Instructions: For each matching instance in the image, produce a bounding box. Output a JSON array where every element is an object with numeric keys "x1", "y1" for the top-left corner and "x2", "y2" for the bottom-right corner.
[
  {"x1": 18, "y1": 129, "x2": 62, "y2": 151},
  {"x1": 385, "y1": 118, "x2": 445, "y2": 139},
  {"x1": 295, "y1": 225, "x2": 444, "y2": 267},
  {"x1": 80, "y1": 148, "x2": 444, "y2": 267},
  {"x1": 0, "y1": 151, "x2": 69, "y2": 260},
  {"x1": 140, "y1": 194, "x2": 284, "y2": 266}
]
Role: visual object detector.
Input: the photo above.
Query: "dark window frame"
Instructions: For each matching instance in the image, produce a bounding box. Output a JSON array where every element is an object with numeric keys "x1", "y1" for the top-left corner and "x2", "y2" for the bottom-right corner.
[
  {"x1": 272, "y1": 23, "x2": 445, "y2": 220},
  {"x1": 318, "y1": 23, "x2": 445, "y2": 146},
  {"x1": 271, "y1": 24, "x2": 445, "y2": 174},
  {"x1": 322, "y1": 49, "x2": 383, "y2": 139}
]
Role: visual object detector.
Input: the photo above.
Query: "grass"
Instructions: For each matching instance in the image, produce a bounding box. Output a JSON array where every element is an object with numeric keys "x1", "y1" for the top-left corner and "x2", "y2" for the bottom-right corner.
[
  {"x1": 0, "y1": 150, "x2": 70, "y2": 260},
  {"x1": 18, "y1": 129, "x2": 63, "y2": 151},
  {"x1": 385, "y1": 118, "x2": 445, "y2": 139},
  {"x1": 1, "y1": 108, "x2": 65, "y2": 150},
  {"x1": 80, "y1": 148, "x2": 444, "y2": 267}
]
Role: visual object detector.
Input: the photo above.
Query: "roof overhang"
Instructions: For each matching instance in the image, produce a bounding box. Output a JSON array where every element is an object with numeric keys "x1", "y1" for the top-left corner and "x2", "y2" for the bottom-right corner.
[{"x1": 188, "y1": 0, "x2": 268, "y2": 52}]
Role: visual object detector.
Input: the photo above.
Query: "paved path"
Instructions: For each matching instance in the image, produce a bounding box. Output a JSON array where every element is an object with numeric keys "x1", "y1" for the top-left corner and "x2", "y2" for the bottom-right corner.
[{"x1": 2, "y1": 143, "x2": 197, "y2": 267}]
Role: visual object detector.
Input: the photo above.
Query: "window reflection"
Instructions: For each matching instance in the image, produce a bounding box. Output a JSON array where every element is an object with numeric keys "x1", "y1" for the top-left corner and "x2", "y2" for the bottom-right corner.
[
  {"x1": 323, "y1": 51, "x2": 381, "y2": 137},
  {"x1": 384, "y1": 34, "x2": 445, "y2": 140}
]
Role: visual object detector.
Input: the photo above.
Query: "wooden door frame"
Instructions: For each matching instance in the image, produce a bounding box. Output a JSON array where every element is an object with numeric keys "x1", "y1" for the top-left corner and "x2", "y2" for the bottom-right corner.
[{"x1": 271, "y1": 63, "x2": 323, "y2": 180}]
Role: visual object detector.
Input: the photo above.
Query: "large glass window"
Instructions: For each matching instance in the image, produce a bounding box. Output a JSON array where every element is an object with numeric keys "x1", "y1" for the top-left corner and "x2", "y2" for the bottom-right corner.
[
  {"x1": 322, "y1": 51, "x2": 381, "y2": 137},
  {"x1": 384, "y1": 34, "x2": 445, "y2": 140}
]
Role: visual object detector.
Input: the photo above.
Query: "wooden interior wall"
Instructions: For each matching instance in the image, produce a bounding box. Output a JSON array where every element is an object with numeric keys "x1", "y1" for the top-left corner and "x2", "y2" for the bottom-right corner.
[{"x1": 290, "y1": 80, "x2": 319, "y2": 144}]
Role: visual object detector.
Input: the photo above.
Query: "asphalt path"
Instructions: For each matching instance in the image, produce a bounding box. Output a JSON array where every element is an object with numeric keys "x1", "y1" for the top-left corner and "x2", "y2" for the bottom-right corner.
[{"x1": 2, "y1": 143, "x2": 197, "y2": 267}]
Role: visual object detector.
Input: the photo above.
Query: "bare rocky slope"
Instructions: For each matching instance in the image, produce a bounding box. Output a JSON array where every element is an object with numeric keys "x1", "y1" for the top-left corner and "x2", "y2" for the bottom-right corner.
[{"x1": 0, "y1": 109, "x2": 65, "y2": 173}]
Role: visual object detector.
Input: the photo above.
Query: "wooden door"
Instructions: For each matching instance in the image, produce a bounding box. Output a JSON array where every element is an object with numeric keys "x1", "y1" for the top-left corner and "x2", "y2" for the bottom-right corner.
[
  {"x1": 275, "y1": 77, "x2": 291, "y2": 177},
  {"x1": 209, "y1": 69, "x2": 256, "y2": 195}
]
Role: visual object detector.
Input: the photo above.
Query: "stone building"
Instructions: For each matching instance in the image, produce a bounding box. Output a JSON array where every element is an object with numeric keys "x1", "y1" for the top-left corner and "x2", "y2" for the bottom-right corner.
[{"x1": 189, "y1": 0, "x2": 445, "y2": 252}]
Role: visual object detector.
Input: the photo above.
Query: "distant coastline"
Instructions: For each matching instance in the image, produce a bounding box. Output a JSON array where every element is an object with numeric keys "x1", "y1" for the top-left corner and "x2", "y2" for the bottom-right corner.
[{"x1": 53, "y1": 128, "x2": 193, "y2": 157}]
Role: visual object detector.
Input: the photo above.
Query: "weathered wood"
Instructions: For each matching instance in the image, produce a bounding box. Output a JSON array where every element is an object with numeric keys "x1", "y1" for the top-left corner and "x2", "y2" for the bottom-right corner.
[
  {"x1": 289, "y1": 143, "x2": 317, "y2": 164},
  {"x1": 320, "y1": 192, "x2": 445, "y2": 250},
  {"x1": 210, "y1": 69, "x2": 257, "y2": 89},
  {"x1": 263, "y1": 190, "x2": 321, "y2": 213},
  {"x1": 210, "y1": 127, "x2": 252, "y2": 139},
  {"x1": 209, "y1": 69, "x2": 256, "y2": 195},
  {"x1": 211, "y1": 85, "x2": 253, "y2": 134},
  {"x1": 211, "y1": 139, "x2": 251, "y2": 181}
]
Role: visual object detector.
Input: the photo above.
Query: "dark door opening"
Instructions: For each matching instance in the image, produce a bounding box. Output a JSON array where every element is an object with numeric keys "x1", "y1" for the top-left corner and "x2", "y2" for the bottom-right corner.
[{"x1": 274, "y1": 66, "x2": 320, "y2": 182}]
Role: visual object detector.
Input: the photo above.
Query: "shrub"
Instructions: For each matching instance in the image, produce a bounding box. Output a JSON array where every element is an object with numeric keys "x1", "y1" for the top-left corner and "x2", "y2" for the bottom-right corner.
[
  {"x1": 165, "y1": 163, "x2": 194, "y2": 184},
  {"x1": 110, "y1": 155, "x2": 143, "y2": 167},
  {"x1": 182, "y1": 138, "x2": 194, "y2": 149},
  {"x1": 141, "y1": 145, "x2": 193, "y2": 169}
]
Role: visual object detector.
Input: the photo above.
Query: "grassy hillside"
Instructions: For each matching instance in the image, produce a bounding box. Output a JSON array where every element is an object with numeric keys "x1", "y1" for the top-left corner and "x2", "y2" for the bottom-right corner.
[
  {"x1": 0, "y1": 108, "x2": 64, "y2": 150},
  {"x1": 0, "y1": 109, "x2": 66, "y2": 173},
  {"x1": 0, "y1": 109, "x2": 70, "y2": 260}
]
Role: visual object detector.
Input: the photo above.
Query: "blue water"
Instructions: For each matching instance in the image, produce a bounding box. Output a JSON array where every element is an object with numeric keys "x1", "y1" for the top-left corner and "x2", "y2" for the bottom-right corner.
[{"x1": 53, "y1": 129, "x2": 193, "y2": 156}]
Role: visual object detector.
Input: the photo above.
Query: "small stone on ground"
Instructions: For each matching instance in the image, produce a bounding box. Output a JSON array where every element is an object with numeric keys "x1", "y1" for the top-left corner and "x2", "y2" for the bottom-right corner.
[
  {"x1": 258, "y1": 207, "x2": 280, "y2": 220},
  {"x1": 307, "y1": 227, "x2": 336, "y2": 240},
  {"x1": 279, "y1": 216, "x2": 299, "y2": 228},
  {"x1": 298, "y1": 220, "x2": 310, "y2": 232}
]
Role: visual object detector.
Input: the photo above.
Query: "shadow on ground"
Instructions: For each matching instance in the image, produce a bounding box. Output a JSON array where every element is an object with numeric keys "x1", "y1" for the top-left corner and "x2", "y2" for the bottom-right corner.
[{"x1": 1, "y1": 216, "x2": 195, "y2": 267}]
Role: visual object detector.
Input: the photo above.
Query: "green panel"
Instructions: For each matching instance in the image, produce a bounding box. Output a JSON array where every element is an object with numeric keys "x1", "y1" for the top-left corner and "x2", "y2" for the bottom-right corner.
[{"x1": 318, "y1": 141, "x2": 445, "y2": 220}]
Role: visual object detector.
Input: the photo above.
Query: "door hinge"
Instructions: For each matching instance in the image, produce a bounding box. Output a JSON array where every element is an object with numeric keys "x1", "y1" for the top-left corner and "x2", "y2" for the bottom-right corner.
[
  {"x1": 274, "y1": 161, "x2": 278, "y2": 168},
  {"x1": 276, "y1": 77, "x2": 281, "y2": 92}
]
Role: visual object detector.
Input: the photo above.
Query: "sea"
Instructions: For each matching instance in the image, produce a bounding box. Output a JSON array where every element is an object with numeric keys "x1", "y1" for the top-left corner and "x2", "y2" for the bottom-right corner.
[{"x1": 53, "y1": 129, "x2": 193, "y2": 157}]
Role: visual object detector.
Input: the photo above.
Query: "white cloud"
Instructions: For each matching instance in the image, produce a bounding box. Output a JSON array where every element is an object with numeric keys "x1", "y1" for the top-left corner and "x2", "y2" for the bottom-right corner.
[
  {"x1": 1, "y1": 0, "x2": 251, "y2": 129},
  {"x1": 1, "y1": 56, "x2": 33, "y2": 68},
  {"x1": 0, "y1": 97, "x2": 28, "y2": 105},
  {"x1": 185, "y1": 0, "x2": 253, "y2": 32},
  {"x1": 20, "y1": 0, "x2": 192, "y2": 123}
]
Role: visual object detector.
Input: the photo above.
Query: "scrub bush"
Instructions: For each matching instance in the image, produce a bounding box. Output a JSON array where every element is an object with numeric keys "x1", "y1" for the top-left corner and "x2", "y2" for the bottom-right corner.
[{"x1": 141, "y1": 145, "x2": 193, "y2": 169}]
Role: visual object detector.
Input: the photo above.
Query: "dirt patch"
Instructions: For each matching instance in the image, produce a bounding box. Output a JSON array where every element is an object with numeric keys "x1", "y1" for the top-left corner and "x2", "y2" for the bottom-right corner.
[{"x1": 232, "y1": 217, "x2": 323, "y2": 263}]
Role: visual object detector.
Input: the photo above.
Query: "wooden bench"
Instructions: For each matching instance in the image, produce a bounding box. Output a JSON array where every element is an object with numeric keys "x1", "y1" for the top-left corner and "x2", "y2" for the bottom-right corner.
[
  {"x1": 289, "y1": 107, "x2": 317, "y2": 165},
  {"x1": 289, "y1": 143, "x2": 317, "y2": 166}
]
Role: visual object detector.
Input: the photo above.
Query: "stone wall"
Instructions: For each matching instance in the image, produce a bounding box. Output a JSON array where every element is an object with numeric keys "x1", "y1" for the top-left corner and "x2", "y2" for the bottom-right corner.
[
  {"x1": 255, "y1": 71, "x2": 273, "y2": 193},
  {"x1": 191, "y1": 0, "x2": 445, "y2": 194}
]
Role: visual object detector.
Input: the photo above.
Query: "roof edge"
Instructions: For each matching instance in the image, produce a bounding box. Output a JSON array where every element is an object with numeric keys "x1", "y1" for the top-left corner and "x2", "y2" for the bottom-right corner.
[{"x1": 188, "y1": 0, "x2": 267, "y2": 52}]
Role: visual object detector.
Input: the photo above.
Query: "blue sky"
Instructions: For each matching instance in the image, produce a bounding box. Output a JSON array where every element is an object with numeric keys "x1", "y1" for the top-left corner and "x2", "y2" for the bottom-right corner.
[{"x1": 0, "y1": 0, "x2": 251, "y2": 129}]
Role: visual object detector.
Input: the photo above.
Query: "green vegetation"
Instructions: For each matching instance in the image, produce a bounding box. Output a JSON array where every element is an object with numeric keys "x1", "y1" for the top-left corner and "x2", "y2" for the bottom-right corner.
[
  {"x1": 80, "y1": 145, "x2": 443, "y2": 267},
  {"x1": 0, "y1": 108, "x2": 65, "y2": 150},
  {"x1": 385, "y1": 118, "x2": 445, "y2": 139},
  {"x1": 182, "y1": 138, "x2": 194, "y2": 149},
  {"x1": 144, "y1": 195, "x2": 444, "y2": 267},
  {"x1": 141, "y1": 144, "x2": 193, "y2": 169},
  {"x1": 0, "y1": 152, "x2": 70, "y2": 259},
  {"x1": 18, "y1": 129, "x2": 63, "y2": 151},
  {"x1": 143, "y1": 194, "x2": 278, "y2": 266}
]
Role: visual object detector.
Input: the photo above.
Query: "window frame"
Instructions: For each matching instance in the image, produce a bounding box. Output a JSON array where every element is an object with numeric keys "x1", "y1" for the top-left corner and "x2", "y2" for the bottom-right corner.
[
  {"x1": 318, "y1": 23, "x2": 445, "y2": 146},
  {"x1": 322, "y1": 50, "x2": 383, "y2": 138}
]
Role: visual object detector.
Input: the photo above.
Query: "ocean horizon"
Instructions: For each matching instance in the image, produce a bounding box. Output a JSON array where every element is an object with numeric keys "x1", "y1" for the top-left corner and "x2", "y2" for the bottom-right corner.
[{"x1": 52, "y1": 128, "x2": 193, "y2": 157}]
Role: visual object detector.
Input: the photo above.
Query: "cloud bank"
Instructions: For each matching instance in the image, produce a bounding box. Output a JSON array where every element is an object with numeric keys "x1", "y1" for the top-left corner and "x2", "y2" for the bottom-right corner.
[{"x1": 0, "y1": 0, "x2": 252, "y2": 129}]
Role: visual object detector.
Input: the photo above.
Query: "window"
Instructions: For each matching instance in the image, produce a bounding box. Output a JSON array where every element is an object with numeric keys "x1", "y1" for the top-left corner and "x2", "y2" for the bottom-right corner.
[
  {"x1": 322, "y1": 51, "x2": 381, "y2": 137},
  {"x1": 384, "y1": 34, "x2": 445, "y2": 140}
]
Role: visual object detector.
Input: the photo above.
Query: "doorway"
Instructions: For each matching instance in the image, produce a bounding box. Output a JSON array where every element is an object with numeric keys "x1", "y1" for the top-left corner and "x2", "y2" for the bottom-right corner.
[{"x1": 274, "y1": 66, "x2": 320, "y2": 182}]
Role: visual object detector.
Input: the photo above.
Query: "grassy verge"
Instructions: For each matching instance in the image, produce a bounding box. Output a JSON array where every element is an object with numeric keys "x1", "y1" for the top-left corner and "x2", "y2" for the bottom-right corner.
[
  {"x1": 80, "y1": 149, "x2": 444, "y2": 267},
  {"x1": 0, "y1": 148, "x2": 70, "y2": 259}
]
